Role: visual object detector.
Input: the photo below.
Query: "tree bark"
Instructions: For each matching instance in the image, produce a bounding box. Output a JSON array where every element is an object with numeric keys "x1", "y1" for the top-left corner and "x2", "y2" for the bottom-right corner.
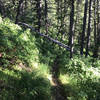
[
  {"x1": 80, "y1": 0, "x2": 88, "y2": 55},
  {"x1": 93, "y1": 0, "x2": 100, "y2": 58},
  {"x1": 93, "y1": 0, "x2": 97, "y2": 43},
  {"x1": 44, "y1": 0, "x2": 48, "y2": 34},
  {"x1": 85, "y1": 0, "x2": 92, "y2": 57},
  {"x1": 36, "y1": 0, "x2": 41, "y2": 32},
  {"x1": 69, "y1": 0, "x2": 74, "y2": 58},
  {"x1": 15, "y1": 0, "x2": 24, "y2": 24},
  {"x1": 93, "y1": 0, "x2": 97, "y2": 57},
  {"x1": 0, "y1": 0, "x2": 6, "y2": 17}
]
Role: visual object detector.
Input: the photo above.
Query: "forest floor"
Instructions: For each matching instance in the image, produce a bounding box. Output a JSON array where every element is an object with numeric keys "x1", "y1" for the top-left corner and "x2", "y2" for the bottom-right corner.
[
  {"x1": 51, "y1": 59, "x2": 68, "y2": 100},
  {"x1": 17, "y1": 61, "x2": 68, "y2": 100}
]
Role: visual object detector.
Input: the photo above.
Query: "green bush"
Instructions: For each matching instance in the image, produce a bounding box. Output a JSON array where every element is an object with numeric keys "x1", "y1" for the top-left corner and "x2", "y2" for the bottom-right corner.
[
  {"x1": 0, "y1": 16, "x2": 52, "y2": 100},
  {"x1": 63, "y1": 56, "x2": 100, "y2": 100},
  {"x1": 0, "y1": 17, "x2": 39, "y2": 68}
]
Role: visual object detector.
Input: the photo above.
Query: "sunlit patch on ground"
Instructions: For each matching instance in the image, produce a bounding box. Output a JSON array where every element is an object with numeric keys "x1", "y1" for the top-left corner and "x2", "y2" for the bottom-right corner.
[
  {"x1": 0, "y1": 17, "x2": 2, "y2": 23},
  {"x1": 59, "y1": 74, "x2": 70, "y2": 85},
  {"x1": 32, "y1": 62, "x2": 39, "y2": 68}
]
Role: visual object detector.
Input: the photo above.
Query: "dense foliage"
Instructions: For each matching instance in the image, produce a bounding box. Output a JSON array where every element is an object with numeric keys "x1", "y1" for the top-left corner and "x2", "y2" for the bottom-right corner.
[
  {"x1": 0, "y1": 68, "x2": 51, "y2": 100},
  {"x1": 0, "y1": 17, "x2": 52, "y2": 100},
  {"x1": 0, "y1": 0, "x2": 100, "y2": 100},
  {"x1": 0, "y1": 17, "x2": 38, "y2": 68}
]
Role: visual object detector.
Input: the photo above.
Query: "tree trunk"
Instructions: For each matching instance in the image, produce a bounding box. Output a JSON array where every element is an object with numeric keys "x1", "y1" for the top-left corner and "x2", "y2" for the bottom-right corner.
[
  {"x1": 80, "y1": 0, "x2": 88, "y2": 55},
  {"x1": 0, "y1": 0, "x2": 6, "y2": 17},
  {"x1": 93, "y1": 0, "x2": 97, "y2": 57},
  {"x1": 18, "y1": 22, "x2": 71, "y2": 51},
  {"x1": 15, "y1": 0, "x2": 24, "y2": 24},
  {"x1": 44, "y1": 0, "x2": 48, "y2": 34},
  {"x1": 93, "y1": 0, "x2": 100, "y2": 58},
  {"x1": 85, "y1": 0, "x2": 92, "y2": 57},
  {"x1": 93, "y1": 0, "x2": 97, "y2": 43},
  {"x1": 36, "y1": 0, "x2": 41, "y2": 32},
  {"x1": 69, "y1": 0, "x2": 74, "y2": 58}
]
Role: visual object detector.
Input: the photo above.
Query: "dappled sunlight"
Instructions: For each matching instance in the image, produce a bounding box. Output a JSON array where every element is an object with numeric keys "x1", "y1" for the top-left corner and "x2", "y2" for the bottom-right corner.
[
  {"x1": 0, "y1": 17, "x2": 2, "y2": 23},
  {"x1": 0, "y1": 0, "x2": 100, "y2": 98},
  {"x1": 59, "y1": 74, "x2": 70, "y2": 85},
  {"x1": 88, "y1": 67, "x2": 100, "y2": 77},
  {"x1": 32, "y1": 62, "x2": 39, "y2": 68},
  {"x1": 0, "y1": 66, "x2": 52, "y2": 100}
]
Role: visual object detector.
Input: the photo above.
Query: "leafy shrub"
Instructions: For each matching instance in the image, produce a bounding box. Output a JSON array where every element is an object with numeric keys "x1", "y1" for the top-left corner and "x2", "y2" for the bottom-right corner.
[
  {"x1": 0, "y1": 17, "x2": 39, "y2": 68},
  {"x1": 0, "y1": 16, "x2": 52, "y2": 100},
  {"x1": 63, "y1": 56, "x2": 100, "y2": 100}
]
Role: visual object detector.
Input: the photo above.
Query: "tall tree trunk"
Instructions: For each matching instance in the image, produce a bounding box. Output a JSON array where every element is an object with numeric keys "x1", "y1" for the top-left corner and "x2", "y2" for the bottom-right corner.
[
  {"x1": 69, "y1": 0, "x2": 74, "y2": 58},
  {"x1": 56, "y1": 0, "x2": 60, "y2": 38},
  {"x1": 44, "y1": 0, "x2": 48, "y2": 34},
  {"x1": 93, "y1": 0, "x2": 97, "y2": 43},
  {"x1": 36, "y1": 0, "x2": 41, "y2": 32},
  {"x1": 59, "y1": 0, "x2": 64, "y2": 40},
  {"x1": 15, "y1": 0, "x2": 24, "y2": 24},
  {"x1": 80, "y1": 0, "x2": 88, "y2": 55},
  {"x1": 93, "y1": 0, "x2": 97, "y2": 57},
  {"x1": 0, "y1": 0, "x2": 6, "y2": 17},
  {"x1": 85, "y1": 0, "x2": 92, "y2": 57},
  {"x1": 93, "y1": 0, "x2": 100, "y2": 58}
]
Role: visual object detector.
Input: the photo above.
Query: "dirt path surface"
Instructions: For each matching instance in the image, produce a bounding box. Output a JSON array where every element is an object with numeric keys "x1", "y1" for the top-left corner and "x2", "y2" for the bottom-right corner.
[{"x1": 51, "y1": 58, "x2": 68, "y2": 100}]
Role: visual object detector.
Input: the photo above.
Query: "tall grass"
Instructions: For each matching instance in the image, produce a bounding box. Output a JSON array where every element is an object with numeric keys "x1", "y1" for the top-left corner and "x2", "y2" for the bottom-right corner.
[{"x1": 0, "y1": 67, "x2": 52, "y2": 100}]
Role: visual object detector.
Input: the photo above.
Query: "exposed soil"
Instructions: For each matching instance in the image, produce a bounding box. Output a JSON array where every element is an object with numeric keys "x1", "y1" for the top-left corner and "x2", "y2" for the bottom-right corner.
[{"x1": 51, "y1": 57, "x2": 68, "y2": 100}]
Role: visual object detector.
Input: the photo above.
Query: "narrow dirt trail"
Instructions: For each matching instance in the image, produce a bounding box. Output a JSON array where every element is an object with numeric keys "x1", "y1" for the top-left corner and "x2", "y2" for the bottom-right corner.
[{"x1": 51, "y1": 57, "x2": 68, "y2": 100}]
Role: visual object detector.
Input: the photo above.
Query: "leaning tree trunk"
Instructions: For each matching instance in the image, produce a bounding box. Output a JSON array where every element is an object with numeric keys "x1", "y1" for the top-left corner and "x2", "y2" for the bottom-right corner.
[{"x1": 18, "y1": 22, "x2": 71, "y2": 51}]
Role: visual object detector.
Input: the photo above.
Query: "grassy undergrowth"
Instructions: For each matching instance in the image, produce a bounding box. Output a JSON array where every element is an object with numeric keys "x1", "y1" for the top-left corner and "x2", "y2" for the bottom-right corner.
[
  {"x1": 0, "y1": 16, "x2": 100, "y2": 100},
  {"x1": 0, "y1": 17, "x2": 52, "y2": 100},
  {"x1": 0, "y1": 63, "x2": 52, "y2": 100},
  {"x1": 59, "y1": 57, "x2": 100, "y2": 100}
]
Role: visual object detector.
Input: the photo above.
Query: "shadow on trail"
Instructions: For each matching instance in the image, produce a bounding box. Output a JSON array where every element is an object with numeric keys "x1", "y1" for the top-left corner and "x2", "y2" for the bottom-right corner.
[{"x1": 51, "y1": 56, "x2": 68, "y2": 100}]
